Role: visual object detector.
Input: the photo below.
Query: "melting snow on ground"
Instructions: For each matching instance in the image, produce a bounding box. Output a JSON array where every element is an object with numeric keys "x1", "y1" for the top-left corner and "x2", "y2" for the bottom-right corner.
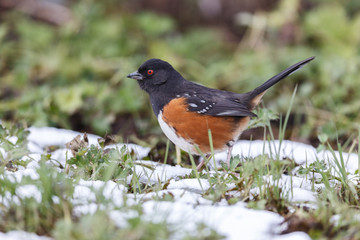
[{"x1": 1, "y1": 127, "x2": 359, "y2": 240}]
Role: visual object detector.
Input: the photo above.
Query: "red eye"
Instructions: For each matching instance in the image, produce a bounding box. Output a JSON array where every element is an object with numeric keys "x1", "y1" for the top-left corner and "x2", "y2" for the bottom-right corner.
[{"x1": 147, "y1": 69, "x2": 154, "y2": 75}]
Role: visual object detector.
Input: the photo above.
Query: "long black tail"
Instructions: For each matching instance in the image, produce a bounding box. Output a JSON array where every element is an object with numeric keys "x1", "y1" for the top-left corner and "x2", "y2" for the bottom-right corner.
[{"x1": 246, "y1": 56, "x2": 315, "y2": 107}]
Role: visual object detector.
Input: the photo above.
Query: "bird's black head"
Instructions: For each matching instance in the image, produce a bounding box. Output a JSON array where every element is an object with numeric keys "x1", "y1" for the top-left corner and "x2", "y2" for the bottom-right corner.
[{"x1": 127, "y1": 59, "x2": 183, "y2": 94}]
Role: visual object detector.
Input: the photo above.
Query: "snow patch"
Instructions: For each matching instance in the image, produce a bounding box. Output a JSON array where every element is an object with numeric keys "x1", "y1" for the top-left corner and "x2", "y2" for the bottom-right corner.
[
  {"x1": 16, "y1": 185, "x2": 42, "y2": 203},
  {"x1": 0, "y1": 231, "x2": 52, "y2": 240}
]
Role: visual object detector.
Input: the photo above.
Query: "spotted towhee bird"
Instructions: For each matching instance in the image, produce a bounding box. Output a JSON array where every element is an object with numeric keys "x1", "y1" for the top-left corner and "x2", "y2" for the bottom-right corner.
[{"x1": 127, "y1": 57, "x2": 314, "y2": 169}]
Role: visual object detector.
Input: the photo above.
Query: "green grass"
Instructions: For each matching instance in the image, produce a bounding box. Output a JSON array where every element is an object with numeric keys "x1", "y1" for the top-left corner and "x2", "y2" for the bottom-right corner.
[
  {"x1": 1, "y1": 104, "x2": 360, "y2": 239},
  {"x1": 1, "y1": 0, "x2": 360, "y2": 239},
  {"x1": 0, "y1": 123, "x2": 225, "y2": 239},
  {"x1": 1, "y1": 0, "x2": 360, "y2": 143}
]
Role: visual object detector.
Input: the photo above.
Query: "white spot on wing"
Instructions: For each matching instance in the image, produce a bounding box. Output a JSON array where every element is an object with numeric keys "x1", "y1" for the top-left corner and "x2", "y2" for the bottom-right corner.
[
  {"x1": 189, "y1": 103, "x2": 198, "y2": 108},
  {"x1": 216, "y1": 110, "x2": 239, "y2": 116},
  {"x1": 200, "y1": 100, "x2": 206, "y2": 103}
]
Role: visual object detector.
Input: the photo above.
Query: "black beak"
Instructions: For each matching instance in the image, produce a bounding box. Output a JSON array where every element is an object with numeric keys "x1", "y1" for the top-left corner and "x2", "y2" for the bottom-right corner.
[{"x1": 127, "y1": 71, "x2": 143, "y2": 80}]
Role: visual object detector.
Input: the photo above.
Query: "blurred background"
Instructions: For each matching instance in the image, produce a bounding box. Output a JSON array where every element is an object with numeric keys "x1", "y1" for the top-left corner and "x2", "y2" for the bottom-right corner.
[{"x1": 1, "y1": 0, "x2": 360, "y2": 153}]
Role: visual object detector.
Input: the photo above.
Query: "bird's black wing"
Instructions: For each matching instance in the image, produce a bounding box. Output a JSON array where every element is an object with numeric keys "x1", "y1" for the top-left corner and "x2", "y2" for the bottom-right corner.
[
  {"x1": 181, "y1": 85, "x2": 256, "y2": 117},
  {"x1": 186, "y1": 96, "x2": 256, "y2": 117}
]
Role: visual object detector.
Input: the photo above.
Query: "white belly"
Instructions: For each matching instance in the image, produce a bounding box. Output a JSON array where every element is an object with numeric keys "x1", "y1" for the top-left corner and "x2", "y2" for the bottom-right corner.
[{"x1": 157, "y1": 111, "x2": 196, "y2": 154}]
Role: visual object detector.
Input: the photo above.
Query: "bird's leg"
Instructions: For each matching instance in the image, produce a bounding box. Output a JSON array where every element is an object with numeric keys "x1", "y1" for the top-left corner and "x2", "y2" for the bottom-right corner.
[
  {"x1": 175, "y1": 145, "x2": 181, "y2": 165},
  {"x1": 226, "y1": 146, "x2": 233, "y2": 168},
  {"x1": 196, "y1": 154, "x2": 211, "y2": 171},
  {"x1": 226, "y1": 141, "x2": 234, "y2": 168}
]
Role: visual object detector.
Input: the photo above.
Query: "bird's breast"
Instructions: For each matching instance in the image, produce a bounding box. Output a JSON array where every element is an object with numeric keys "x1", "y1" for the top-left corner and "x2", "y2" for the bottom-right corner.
[{"x1": 159, "y1": 97, "x2": 250, "y2": 154}]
